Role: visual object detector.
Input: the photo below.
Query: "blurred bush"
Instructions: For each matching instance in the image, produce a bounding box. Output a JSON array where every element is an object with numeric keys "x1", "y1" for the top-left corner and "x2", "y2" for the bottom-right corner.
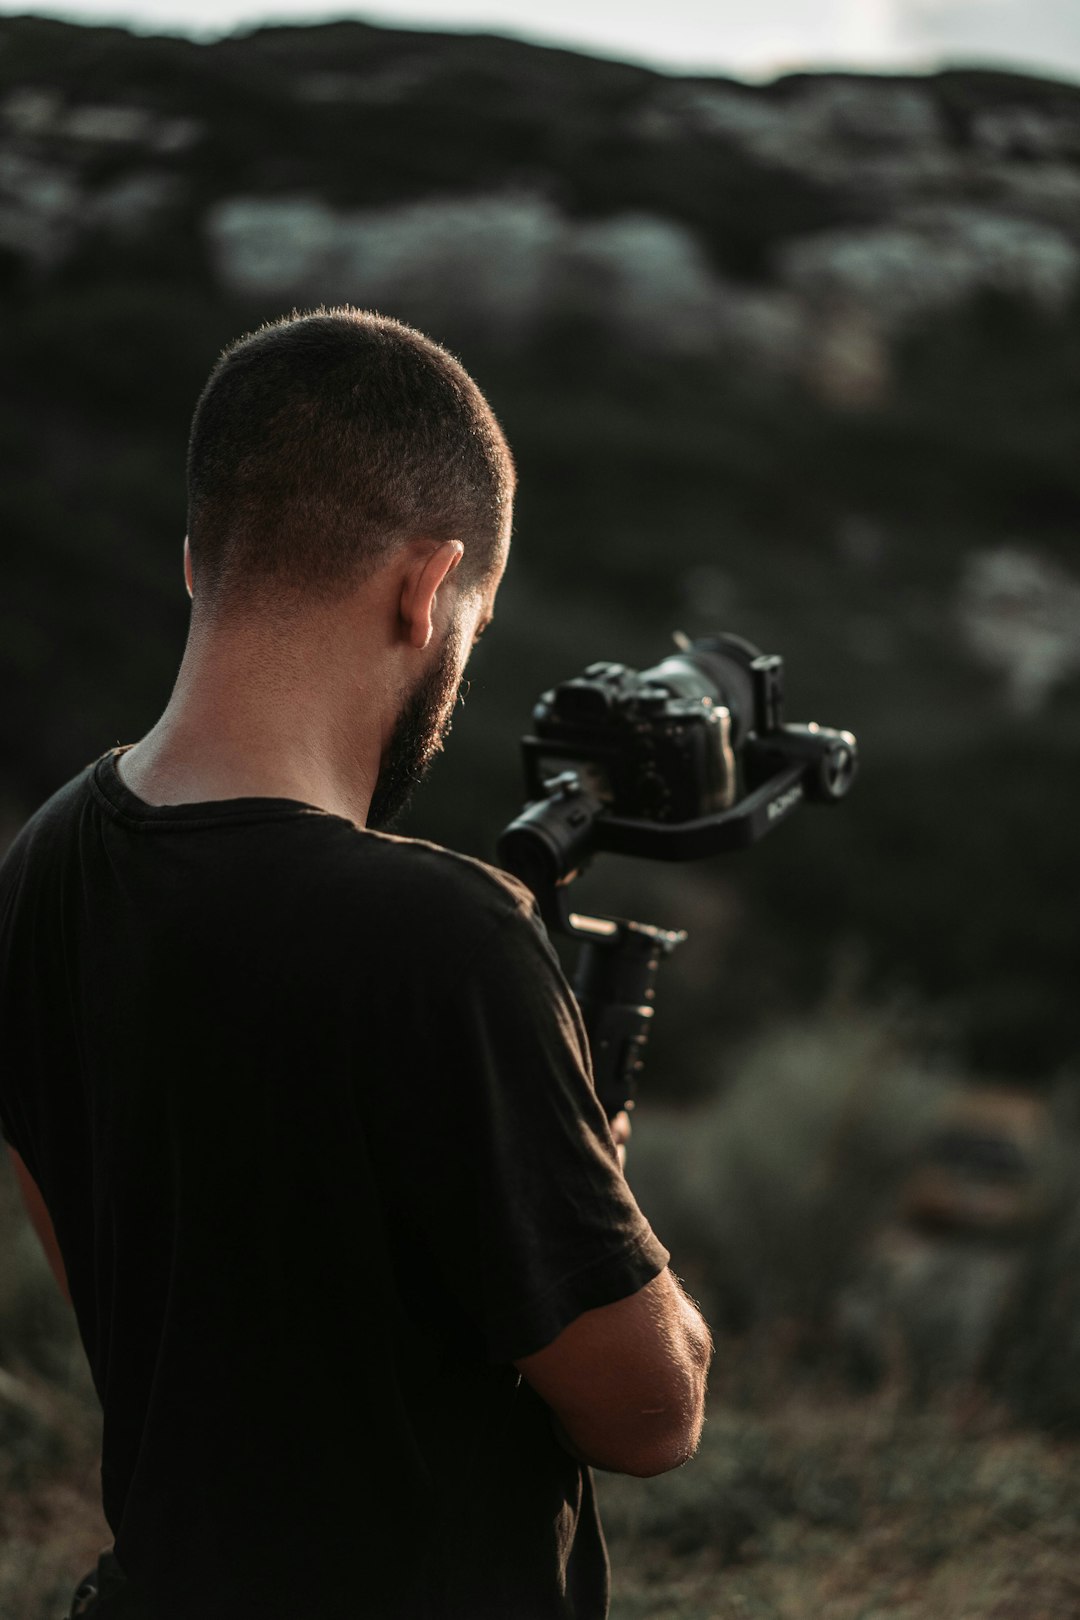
[
  {"x1": 626, "y1": 1001, "x2": 953, "y2": 1337},
  {"x1": 0, "y1": 1154, "x2": 106, "y2": 1620},
  {"x1": 983, "y1": 1082, "x2": 1080, "y2": 1432}
]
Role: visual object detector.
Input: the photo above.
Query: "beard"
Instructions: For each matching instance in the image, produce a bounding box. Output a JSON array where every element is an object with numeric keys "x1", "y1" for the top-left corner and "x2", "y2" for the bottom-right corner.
[{"x1": 366, "y1": 628, "x2": 465, "y2": 832}]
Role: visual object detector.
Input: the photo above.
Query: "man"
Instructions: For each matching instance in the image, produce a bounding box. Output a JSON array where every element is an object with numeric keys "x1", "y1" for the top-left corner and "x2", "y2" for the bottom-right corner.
[{"x1": 0, "y1": 308, "x2": 712, "y2": 1619}]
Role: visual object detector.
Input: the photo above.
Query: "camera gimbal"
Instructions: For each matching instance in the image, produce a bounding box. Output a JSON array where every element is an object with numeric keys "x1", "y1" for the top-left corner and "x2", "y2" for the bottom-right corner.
[{"x1": 496, "y1": 632, "x2": 859, "y2": 1119}]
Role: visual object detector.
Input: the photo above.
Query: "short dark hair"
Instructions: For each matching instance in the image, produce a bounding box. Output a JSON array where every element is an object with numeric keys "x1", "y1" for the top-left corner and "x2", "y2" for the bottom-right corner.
[{"x1": 186, "y1": 308, "x2": 515, "y2": 611}]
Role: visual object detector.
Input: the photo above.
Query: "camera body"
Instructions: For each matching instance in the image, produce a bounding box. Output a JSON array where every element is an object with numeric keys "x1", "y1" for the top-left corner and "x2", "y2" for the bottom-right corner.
[
  {"x1": 524, "y1": 656, "x2": 739, "y2": 825},
  {"x1": 500, "y1": 632, "x2": 858, "y2": 903}
]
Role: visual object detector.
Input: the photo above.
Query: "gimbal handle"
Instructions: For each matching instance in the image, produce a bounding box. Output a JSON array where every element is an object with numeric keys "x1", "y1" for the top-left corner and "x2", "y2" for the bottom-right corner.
[
  {"x1": 498, "y1": 847, "x2": 685, "y2": 1122},
  {"x1": 570, "y1": 915, "x2": 686, "y2": 1121}
]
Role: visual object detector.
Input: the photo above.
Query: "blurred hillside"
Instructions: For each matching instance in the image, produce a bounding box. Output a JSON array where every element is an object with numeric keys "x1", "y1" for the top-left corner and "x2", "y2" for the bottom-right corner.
[{"x1": 1, "y1": 15, "x2": 1078, "y2": 1081}]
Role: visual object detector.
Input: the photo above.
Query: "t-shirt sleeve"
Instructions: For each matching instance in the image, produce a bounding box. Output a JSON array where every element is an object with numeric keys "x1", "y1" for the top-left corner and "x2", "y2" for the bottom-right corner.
[{"x1": 406, "y1": 900, "x2": 669, "y2": 1365}]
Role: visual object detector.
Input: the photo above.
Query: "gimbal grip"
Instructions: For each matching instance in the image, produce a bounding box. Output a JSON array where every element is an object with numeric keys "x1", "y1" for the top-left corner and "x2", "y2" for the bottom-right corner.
[{"x1": 573, "y1": 923, "x2": 681, "y2": 1120}]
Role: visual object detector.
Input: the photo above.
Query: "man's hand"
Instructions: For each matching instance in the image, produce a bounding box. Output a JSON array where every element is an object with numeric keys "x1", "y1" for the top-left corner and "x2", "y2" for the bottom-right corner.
[{"x1": 609, "y1": 1109, "x2": 632, "y2": 1171}]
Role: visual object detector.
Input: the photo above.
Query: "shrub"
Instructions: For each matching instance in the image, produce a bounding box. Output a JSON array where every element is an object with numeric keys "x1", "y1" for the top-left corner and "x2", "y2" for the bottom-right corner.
[{"x1": 627, "y1": 1001, "x2": 953, "y2": 1339}]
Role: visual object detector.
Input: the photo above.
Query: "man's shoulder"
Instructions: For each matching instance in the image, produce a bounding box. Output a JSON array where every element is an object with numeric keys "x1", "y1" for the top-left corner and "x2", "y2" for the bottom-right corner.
[
  {"x1": 313, "y1": 819, "x2": 542, "y2": 952},
  {"x1": 0, "y1": 765, "x2": 93, "y2": 891}
]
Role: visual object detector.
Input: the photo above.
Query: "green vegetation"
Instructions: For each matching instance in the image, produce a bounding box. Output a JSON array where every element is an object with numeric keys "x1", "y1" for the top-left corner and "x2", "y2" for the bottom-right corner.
[{"x1": 602, "y1": 1387, "x2": 1080, "y2": 1619}]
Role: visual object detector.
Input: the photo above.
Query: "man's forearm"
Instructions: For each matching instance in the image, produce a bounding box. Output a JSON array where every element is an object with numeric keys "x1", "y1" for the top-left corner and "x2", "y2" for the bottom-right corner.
[
  {"x1": 7, "y1": 1146, "x2": 71, "y2": 1303},
  {"x1": 523, "y1": 1268, "x2": 714, "y2": 1479},
  {"x1": 671, "y1": 1280, "x2": 713, "y2": 1462}
]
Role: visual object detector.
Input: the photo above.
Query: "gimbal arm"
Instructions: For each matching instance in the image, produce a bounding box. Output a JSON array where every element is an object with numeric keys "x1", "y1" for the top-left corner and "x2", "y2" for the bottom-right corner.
[
  {"x1": 495, "y1": 721, "x2": 857, "y2": 1120},
  {"x1": 496, "y1": 789, "x2": 685, "y2": 1121}
]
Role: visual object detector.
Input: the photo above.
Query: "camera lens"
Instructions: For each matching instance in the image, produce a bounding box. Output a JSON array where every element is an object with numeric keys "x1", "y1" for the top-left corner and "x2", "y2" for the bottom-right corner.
[{"x1": 638, "y1": 633, "x2": 762, "y2": 746}]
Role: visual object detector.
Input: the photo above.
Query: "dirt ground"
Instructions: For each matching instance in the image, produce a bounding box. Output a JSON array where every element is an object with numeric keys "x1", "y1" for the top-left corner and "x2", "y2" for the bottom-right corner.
[{"x1": 0, "y1": 1361, "x2": 109, "y2": 1619}]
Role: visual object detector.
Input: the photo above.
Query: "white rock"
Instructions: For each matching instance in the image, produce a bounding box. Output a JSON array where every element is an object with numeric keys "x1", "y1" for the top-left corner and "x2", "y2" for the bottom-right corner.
[
  {"x1": 979, "y1": 161, "x2": 1080, "y2": 233},
  {"x1": 205, "y1": 192, "x2": 563, "y2": 335},
  {"x1": 1, "y1": 88, "x2": 62, "y2": 137},
  {"x1": 294, "y1": 63, "x2": 433, "y2": 105},
  {"x1": 1, "y1": 92, "x2": 201, "y2": 153},
  {"x1": 150, "y1": 116, "x2": 202, "y2": 155},
  {"x1": 0, "y1": 149, "x2": 81, "y2": 266},
  {"x1": 60, "y1": 104, "x2": 157, "y2": 145},
  {"x1": 639, "y1": 78, "x2": 946, "y2": 172},
  {"x1": 958, "y1": 545, "x2": 1080, "y2": 715},
  {"x1": 84, "y1": 171, "x2": 185, "y2": 236},
  {"x1": 551, "y1": 212, "x2": 721, "y2": 350},
  {"x1": 205, "y1": 190, "x2": 812, "y2": 368},
  {"x1": 780, "y1": 206, "x2": 1080, "y2": 326},
  {"x1": 974, "y1": 106, "x2": 1080, "y2": 163}
]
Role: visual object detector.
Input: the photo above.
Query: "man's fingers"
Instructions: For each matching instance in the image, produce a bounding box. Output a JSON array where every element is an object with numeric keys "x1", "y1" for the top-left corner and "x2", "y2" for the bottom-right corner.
[
  {"x1": 610, "y1": 1110, "x2": 632, "y2": 1148},
  {"x1": 610, "y1": 1110, "x2": 632, "y2": 1169}
]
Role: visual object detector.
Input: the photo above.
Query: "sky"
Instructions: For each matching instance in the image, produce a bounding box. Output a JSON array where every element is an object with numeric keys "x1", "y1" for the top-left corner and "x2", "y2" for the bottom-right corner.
[{"x1": 1, "y1": 0, "x2": 1079, "y2": 83}]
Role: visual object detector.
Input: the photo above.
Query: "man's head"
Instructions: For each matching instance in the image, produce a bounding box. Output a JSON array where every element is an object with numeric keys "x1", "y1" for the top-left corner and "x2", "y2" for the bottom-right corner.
[
  {"x1": 184, "y1": 308, "x2": 515, "y2": 827},
  {"x1": 187, "y1": 306, "x2": 514, "y2": 610}
]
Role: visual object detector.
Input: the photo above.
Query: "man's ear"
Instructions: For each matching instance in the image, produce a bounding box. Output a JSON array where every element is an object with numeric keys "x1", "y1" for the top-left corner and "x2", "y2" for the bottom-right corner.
[
  {"x1": 183, "y1": 536, "x2": 194, "y2": 600},
  {"x1": 399, "y1": 540, "x2": 465, "y2": 650}
]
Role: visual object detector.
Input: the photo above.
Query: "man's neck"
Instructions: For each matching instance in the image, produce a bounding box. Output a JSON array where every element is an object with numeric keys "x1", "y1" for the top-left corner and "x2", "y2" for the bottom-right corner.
[{"x1": 118, "y1": 617, "x2": 386, "y2": 827}]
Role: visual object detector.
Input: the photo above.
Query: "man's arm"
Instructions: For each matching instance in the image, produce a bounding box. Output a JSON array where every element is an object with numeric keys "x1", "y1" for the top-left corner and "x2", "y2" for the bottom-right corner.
[
  {"x1": 6, "y1": 1145, "x2": 70, "y2": 1303},
  {"x1": 515, "y1": 1266, "x2": 712, "y2": 1478}
]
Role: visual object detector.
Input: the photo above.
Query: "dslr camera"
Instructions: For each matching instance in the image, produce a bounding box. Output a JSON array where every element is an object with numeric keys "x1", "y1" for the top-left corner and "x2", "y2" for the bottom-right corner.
[{"x1": 496, "y1": 631, "x2": 859, "y2": 1117}]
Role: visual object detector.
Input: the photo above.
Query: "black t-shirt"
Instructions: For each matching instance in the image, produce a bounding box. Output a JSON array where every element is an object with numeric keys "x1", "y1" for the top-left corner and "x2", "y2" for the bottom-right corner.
[{"x1": 0, "y1": 751, "x2": 668, "y2": 1620}]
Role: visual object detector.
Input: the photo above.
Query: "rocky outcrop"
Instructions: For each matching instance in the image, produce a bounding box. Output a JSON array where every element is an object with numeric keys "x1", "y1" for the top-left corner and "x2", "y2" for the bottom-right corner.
[{"x1": 3, "y1": 17, "x2": 1080, "y2": 392}]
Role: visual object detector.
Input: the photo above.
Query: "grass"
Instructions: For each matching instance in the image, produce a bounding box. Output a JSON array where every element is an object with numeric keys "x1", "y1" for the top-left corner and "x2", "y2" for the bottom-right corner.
[{"x1": 601, "y1": 1378, "x2": 1080, "y2": 1619}]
